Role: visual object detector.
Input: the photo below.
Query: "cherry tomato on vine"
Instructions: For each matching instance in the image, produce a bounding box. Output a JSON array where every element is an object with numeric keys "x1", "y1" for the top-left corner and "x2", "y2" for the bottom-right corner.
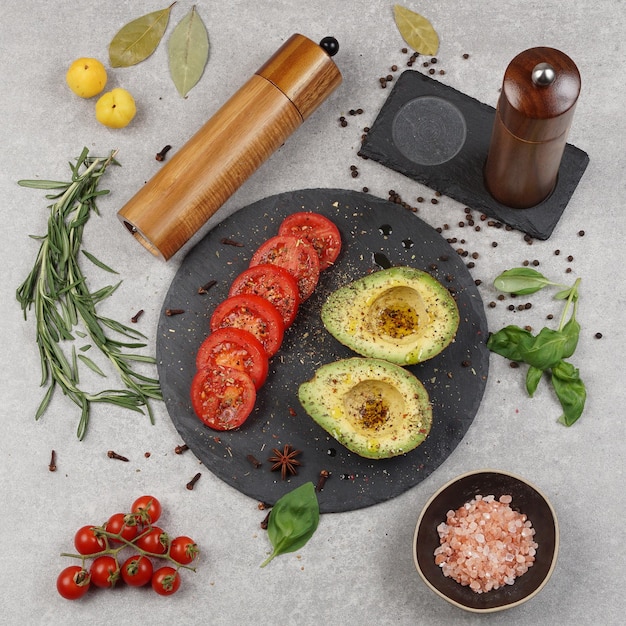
[
  {"x1": 250, "y1": 234, "x2": 320, "y2": 301},
  {"x1": 278, "y1": 212, "x2": 342, "y2": 270},
  {"x1": 105, "y1": 512, "x2": 139, "y2": 543},
  {"x1": 135, "y1": 526, "x2": 169, "y2": 555},
  {"x1": 151, "y1": 566, "x2": 181, "y2": 596},
  {"x1": 131, "y1": 495, "x2": 162, "y2": 525},
  {"x1": 195, "y1": 327, "x2": 269, "y2": 390},
  {"x1": 169, "y1": 536, "x2": 199, "y2": 565},
  {"x1": 74, "y1": 525, "x2": 106, "y2": 555},
  {"x1": 228, "y1": 264, "x2": 301, "y2": 328},
  {"x1": 121, "y1": 555, "x2": 153, "y2": 587},
  {"x1": 210, "y1": 294, "x2": 284, "y2": 357},
  {"x1": 89, "y1": 555, "x2": 120, "y2": 589},
  {"x1": 57, "y1": 565, "x2": 90, "y2": 600}
]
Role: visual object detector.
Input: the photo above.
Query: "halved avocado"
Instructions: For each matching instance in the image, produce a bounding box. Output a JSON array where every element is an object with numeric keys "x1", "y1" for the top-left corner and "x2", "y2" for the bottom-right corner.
[
  {"x1": 321, "y1": 266, "x2": 459, "y2": 365},
  {"x1": 298, "y1": 357, "x2": 432, "y2": 459}
]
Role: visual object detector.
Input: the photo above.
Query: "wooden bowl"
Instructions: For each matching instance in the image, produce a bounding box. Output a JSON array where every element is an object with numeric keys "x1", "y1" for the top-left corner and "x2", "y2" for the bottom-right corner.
[{"x1": 413, "y1": 469, "x2": 559, "y2": 613}]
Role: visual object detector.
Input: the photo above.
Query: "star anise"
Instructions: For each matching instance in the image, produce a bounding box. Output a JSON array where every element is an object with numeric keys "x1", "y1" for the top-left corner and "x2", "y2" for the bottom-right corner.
[{"x1": 268, "y1": 444, "x2": 302, "y2": 480}]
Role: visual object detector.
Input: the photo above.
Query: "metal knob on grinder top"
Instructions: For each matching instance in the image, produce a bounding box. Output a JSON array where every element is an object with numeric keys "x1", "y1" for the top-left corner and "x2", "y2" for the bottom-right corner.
[
  {"x1": 118, "y1": 34, "x2": 342, "y2": 260},
  {"x1": 484, "y1": 47, "x2": 581, "y2": 209}
]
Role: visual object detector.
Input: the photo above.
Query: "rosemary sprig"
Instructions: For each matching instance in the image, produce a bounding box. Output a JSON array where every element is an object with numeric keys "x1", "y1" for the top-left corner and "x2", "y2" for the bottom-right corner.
[{"x1": 16, "y1": 147, "x2": 162, "y2": 440}]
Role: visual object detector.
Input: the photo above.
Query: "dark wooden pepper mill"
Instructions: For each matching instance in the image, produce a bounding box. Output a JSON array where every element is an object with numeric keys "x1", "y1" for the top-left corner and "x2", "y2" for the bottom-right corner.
[{"x1": 484, "y1": 47, "x2": 581, "y2": 209}]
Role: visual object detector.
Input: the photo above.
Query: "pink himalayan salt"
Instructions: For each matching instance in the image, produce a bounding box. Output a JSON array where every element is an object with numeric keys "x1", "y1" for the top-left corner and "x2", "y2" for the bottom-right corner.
[{"x1": 434, "y1": 494, "x2": 538, "y2": 594}]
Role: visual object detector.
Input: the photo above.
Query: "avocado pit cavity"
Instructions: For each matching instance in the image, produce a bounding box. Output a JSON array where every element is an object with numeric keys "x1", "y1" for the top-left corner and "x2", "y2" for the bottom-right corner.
[
  {"x1": 368, "y1": 286, "x2": 429, "y2": 344},
  {"x1": 343, "y1": 379, "x2": 405, "y2": 431}
]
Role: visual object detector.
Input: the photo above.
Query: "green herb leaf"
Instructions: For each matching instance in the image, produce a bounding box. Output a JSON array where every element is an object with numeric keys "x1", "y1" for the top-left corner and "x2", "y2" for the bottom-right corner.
[
  {"x1": 168, "y1": 6, "x2": 210, "y2": 97},
  {"x1": 523, "y1": 327, "x2": 572, "y2": 370},
  {"x1": 526, "y1": 365, "x2": 543, "y2": 397},
  {"x1": 393, "y1": 5, "x2": 439, "y2": 56},
  {"x1": 560, "y1": 316, "x2": 580, "y2": 359},
  {"x1": 16, "y1": 149, "x2": 161, "y2": 440},
  {"x1": 552, "y1": 361, "x2": 586, "y2": 426},
  {"x1": 82, "y1": 250, "x2": 119, "y2": 274},
  {"x1": 109, "y1": 3, "x2": 175, "y2": 68},
  {"x1": 493, "y1": 268, "x2": 556, "y2": 295},
  {"x1": 486, "y1": 325, "x2": 533, "y2": 362},
  {"x1": 261, "y1": 482, "x2": 319, "y2": 567}
]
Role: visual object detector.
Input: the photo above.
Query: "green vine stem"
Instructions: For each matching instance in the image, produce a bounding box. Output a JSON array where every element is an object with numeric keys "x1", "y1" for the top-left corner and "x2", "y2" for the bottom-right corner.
[{"x1": 60, "y1": 527, "x2": 197, "y2": 573}]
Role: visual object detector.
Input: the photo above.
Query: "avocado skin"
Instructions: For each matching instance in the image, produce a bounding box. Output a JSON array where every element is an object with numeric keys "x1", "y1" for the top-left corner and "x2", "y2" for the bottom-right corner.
[
  {"x1": 321, "y1": 266, "x2": 459, "y2": 365},
  {"x1": 298, "y1": 357, "x2": 432, "y2": 459}
]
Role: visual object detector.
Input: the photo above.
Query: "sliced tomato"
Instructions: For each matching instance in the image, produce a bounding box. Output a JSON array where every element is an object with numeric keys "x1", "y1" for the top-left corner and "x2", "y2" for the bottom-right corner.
[
  {"x1": 195, "y1": 327, "x2": 269, "y2": 389},
  {"x1": 210, "y1": 294, "x2": 284, "y2": 357},
  {"x1": 191, "y1": 364, "x2": 256, "y2": 430},
  {"x1": 228, "y1": 264, "x2": 300, "y2": 328},
  {"x1": 250, "y1": 234, "x2": 320, "y2": 301},
  {"x1": 278, "y1": 212, "x2": 342, "y2": 270}
]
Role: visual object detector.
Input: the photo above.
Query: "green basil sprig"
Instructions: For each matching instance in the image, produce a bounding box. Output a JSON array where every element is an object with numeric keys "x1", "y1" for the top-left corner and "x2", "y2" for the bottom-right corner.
[
  {"x1": 487, "y1": 269, "x2": 586, "y2": 426},
  {"x1": 261, "y1": 482, "x2": 319, "y2": 567}
]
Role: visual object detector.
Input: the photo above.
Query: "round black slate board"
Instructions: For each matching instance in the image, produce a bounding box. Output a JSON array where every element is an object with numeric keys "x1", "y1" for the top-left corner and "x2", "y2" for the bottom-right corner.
[{"x1": 156, "y1": 189, "x2": 489, "y2": 513}]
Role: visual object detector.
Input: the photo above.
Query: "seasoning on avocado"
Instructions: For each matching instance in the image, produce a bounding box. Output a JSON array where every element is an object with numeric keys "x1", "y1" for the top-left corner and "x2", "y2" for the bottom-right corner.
[
  {"x1": 321, "y1": 266, "x2": 459, "y2": 365},
  {"x1": 298, "y1": 357, "x2": 432, "y2": 459}
]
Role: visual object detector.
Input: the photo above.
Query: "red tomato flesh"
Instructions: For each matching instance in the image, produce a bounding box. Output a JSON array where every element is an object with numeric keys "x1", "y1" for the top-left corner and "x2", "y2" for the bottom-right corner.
[
  {"x1": 249, "y1": 234, "x2": 320, "y2": 301},
  {"x1": 191, "y1": 364, "x2": 256, "y2": 430},
  {"x1": 196, "y1": 327, "x2": 269, "y2": 389},
  {"x1": 278, "y1": 212, "x2": 342, "y2": 270},
  {"x1": 228, "y1": 264, "x2": 300, "y2": 328},
  {"x1": 210, "y1": 294, "x2": 284, "y2": 357}
]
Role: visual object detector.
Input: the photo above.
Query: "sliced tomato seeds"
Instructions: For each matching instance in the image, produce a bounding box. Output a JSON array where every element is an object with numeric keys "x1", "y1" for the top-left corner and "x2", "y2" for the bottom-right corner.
[{"x1": 191, "y1": 212, "x2": 340, "y2": 431}]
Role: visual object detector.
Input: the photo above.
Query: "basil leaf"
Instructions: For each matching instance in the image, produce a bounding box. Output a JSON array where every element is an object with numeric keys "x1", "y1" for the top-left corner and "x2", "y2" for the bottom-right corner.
[
  {"x1": 487, "y1": 325, "x2": 533, "y2": 362},
  {"x1": 522, "y1": 327, "x2": 570, "y2": 369},
  {"x1": 551, "y1": 361, "x2": 586, "y2": 426},
  {"x1": 261, "y1": 482, "x2": 319, "y2": 567},
  {"x1": 560, "y1": 316, "x2": 580, "y2": 359},
  {"x1": 554, "y1": 287, "x2": 578, "y2": 301},
  {"x1": 109, "y1": 4, "x2": 174, "y2": 68},
  {"x1": 526, "y1": 365, "x2": 543, "y2": 397},
  {"x1": 168, "y1": 6, "x2": 210, "y2": 97},
  {"x1": 493, "y1": 268, "x2": 554, "y2": 295}
]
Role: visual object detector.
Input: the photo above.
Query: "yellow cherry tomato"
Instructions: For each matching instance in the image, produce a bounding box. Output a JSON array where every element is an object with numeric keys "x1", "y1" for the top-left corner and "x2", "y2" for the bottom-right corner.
[
  {"x1": 66, "y1": 58, "x2": 107, "y2": 98},
  {"x1": 95, "y1": 88, "x2": 137, "y2": 129}
]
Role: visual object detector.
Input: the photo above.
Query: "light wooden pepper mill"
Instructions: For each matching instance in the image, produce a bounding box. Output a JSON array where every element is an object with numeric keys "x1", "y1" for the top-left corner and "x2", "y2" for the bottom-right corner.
[
  {"x1": 484, "y1": 47, "x2": 581, "y2": 209},
  {"x1": 118, "y1": 34, "x2": 342, "y2": 260}
]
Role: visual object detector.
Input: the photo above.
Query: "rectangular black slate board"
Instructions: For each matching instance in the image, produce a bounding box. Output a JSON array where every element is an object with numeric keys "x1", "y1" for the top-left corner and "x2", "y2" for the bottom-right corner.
[{"x1": 359, "y1": 70, "x2": 589, "y2": 240}]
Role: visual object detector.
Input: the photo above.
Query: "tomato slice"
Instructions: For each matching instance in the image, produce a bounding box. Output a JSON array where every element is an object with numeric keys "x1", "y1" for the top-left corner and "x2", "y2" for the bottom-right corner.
[
  {"x1": 190, "y1": 364, "x2": 256, "y2": 430},
  {"x1": 195, "y1": 327, "x2": 269, "y2": 389},
  {"x1": 210, "y1": 294, "x2": 284, "y2": 357},
  {"x1": 250, "y1": 234, "x2": 320, "y2": 301},
  {"x1": 228, "y1": 264, "x2": 300, "y2": 328},
  {"x1": 278, "y1": 212, "x2": 342, "y2": 270}
]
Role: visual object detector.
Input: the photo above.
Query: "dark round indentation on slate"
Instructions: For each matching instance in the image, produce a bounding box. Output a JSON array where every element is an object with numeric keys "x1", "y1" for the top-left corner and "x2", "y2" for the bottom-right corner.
[
  {"x1": 156, "y1": 189, "x2": 489, "y2": 513},
  {"x1": 392, "y1": 96, "x2": 467, "y2": 166}
]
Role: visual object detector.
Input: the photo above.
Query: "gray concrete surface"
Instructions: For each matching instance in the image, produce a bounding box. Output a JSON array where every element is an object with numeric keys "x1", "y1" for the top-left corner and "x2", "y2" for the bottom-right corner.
[{"x1": 1, "y1": 1, "x2": 624, "y2": 624}]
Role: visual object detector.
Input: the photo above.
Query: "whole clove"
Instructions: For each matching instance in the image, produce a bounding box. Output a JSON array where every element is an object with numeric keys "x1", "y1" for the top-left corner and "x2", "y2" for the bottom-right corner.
[
  {"x1": 107, "y1": 450, "x2": 129, "y2": 462},
  {"x1": 155, "y1": 145, "x2": 172, "y2": 161},
  {"x1": 131, "y1": 309, "x2": 144, "y2": 323},
  {"x1": 186, "y1": 472, "x2": 202, "y2": 490},
  {"x1": 198, "y1": 280, "x2": 217, "y2": 295}
]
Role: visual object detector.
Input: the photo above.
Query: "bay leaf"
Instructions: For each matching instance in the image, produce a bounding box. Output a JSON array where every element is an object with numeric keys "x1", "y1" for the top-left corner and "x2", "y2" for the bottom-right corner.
[
  {"x1": 393, "y1": 5, "x2": 439, "y2": 56},
  {"x1": 168, "y1": 6, "x2": 210, "y2": 97},
  {"x1": 109, "y1": 3, "x2": 175, "y2": 68}
]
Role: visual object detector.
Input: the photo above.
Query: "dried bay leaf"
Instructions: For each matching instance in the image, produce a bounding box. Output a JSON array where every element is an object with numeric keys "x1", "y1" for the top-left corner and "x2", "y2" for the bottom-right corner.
[
  {"x1": 109, "y1": 3, "x2": 176, "y2": 68},
  {"x1": 393, "y1": 5, "x2": 439, "y2": 56},
  {"x1": 168, "y1": 6, "x2": 210, "y2": 97}
]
